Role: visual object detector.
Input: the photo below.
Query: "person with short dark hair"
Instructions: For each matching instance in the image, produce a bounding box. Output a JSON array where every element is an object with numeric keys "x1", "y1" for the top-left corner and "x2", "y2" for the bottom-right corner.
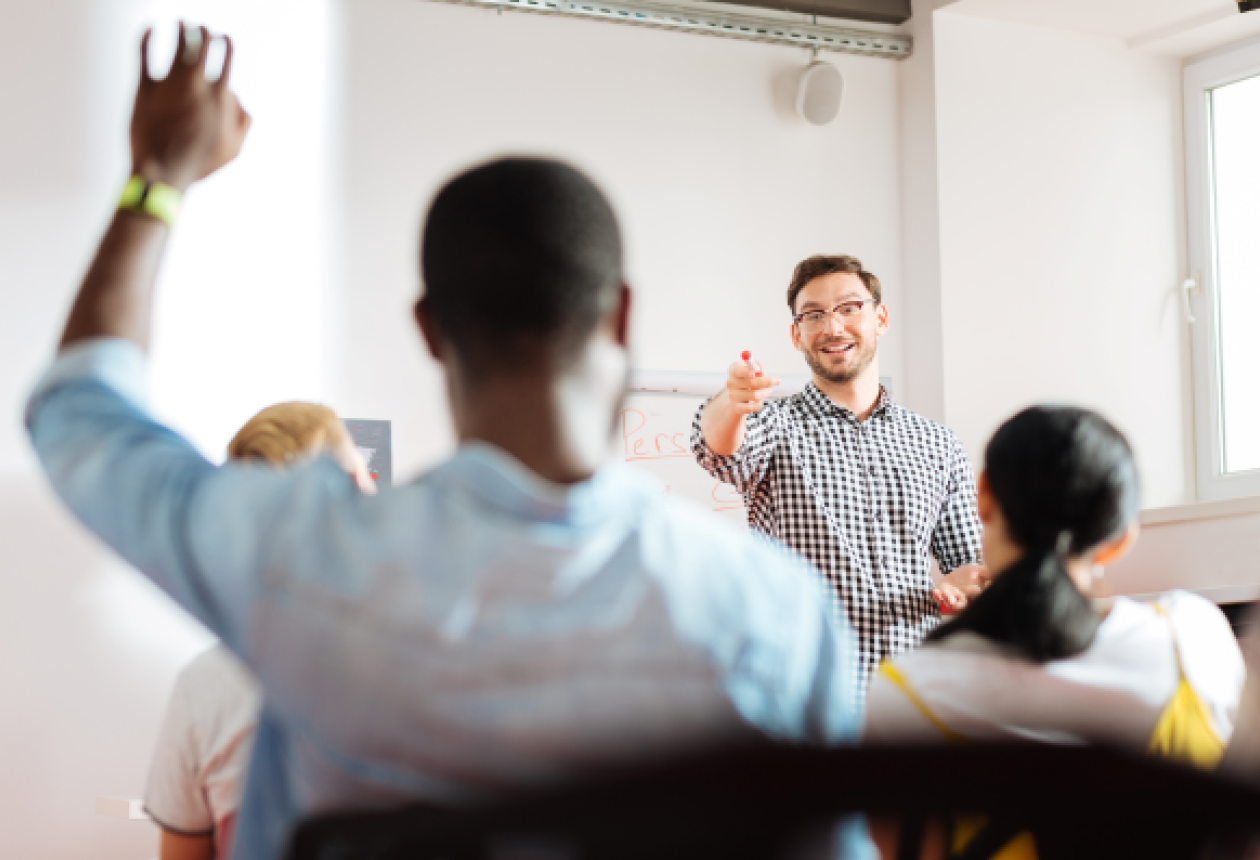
[
  {"x1": 693, "y1": 253, "x2": 987, "y2": 702},
  {"x1": 865, "y1": 406, "x2": 1243, "y2": 764},
  {"x1": 27, "y1": 27, "x2": 866, "y2": 860}
]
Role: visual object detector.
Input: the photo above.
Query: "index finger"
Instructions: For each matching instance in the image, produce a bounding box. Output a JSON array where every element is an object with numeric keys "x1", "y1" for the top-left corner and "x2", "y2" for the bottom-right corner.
[
  {"x1": 174, "y1": 20, "x2": 189, "y2": 72},
  {"x1": 195, "y1": 25, "x2": 211, "y2": 74},
  {"x1": 747, "y1": 375, "x2": 781, "y2": 391},
  {"x1": 727, "y1": 361, "x2": 780, "y2": 387},
  {"x1": 215, "y1": 34, "x2": 234, "y2": 91},
  {"x1": 139, "y1": 28, "x2": 154, "y2": 83}
]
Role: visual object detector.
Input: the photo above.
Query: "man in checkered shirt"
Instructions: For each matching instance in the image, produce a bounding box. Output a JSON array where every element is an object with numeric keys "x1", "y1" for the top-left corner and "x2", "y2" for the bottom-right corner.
[{"x1": 691, "y1": 255, "x2": 987, "y2": 700}]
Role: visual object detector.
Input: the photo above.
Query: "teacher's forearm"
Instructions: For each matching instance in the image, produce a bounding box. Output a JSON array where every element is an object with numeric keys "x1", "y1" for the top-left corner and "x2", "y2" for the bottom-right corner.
[
  {"x1": 59, "y1": 210, "x2": 169, "y2": 352},
  {"x1": 700, "y1": 392, "x2": 747, "y2": 456}
]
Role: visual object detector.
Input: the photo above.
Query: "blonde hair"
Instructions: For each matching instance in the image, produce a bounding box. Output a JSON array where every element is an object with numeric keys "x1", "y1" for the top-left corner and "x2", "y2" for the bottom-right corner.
[{"x1": 227, "y1": 402, "x2": 352, "y2": 466}]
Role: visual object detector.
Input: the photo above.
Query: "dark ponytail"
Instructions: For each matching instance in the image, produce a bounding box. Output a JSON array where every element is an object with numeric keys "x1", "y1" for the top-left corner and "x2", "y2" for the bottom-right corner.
[{"x1": 927, "y1": 406, "x2": 1140, "y2": 662}]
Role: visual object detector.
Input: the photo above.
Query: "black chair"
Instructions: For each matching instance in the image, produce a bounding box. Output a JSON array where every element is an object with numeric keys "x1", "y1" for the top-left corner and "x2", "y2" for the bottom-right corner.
[{"x1": 286, "y1": 743, "x2": 1260, "y2": 860}]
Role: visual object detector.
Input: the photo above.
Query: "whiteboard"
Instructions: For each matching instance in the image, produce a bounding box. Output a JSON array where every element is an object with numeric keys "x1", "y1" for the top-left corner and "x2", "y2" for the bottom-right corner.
[
  {"x1": 616, "y1": 372, "x2": 894, "y2": 529},
  {"x1": 618, "y1": 392, "x2": 747, "y2": 526}
]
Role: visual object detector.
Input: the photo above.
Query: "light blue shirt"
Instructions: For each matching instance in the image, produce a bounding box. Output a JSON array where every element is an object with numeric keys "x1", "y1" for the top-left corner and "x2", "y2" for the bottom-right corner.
[{"x1": 27, "y1": 338, "x2": 863, "y2": 860}]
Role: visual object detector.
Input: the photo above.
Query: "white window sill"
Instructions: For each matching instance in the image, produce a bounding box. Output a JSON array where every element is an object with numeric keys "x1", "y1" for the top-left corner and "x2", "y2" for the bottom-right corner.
[{"x1": 1140, "y1": 494, "x2": 1260, "y2": 527}]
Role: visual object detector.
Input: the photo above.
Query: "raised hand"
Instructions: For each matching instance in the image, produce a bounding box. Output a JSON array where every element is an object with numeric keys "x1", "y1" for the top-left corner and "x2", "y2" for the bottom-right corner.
[
  {"x1": 723, "y1": 359, "x2": 781, "y2": 416},
  {"x1": 130, "y1": 24, "x2": 250, "y2": 191},
  {"x1": 60, "y1": 24, "x2": 251, "y2": 351}
]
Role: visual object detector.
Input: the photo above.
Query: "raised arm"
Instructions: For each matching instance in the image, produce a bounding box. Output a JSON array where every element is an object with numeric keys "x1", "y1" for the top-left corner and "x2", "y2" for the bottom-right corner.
[
  {"x1": 26, "y1": 25, "x2": 290, "y2": 653},
  {"x1": 690, "y1": 359, "x2": 783, "y2": 499},
  {"x1": 60, "y1": 24, "x2": 249, "y2": 351}
]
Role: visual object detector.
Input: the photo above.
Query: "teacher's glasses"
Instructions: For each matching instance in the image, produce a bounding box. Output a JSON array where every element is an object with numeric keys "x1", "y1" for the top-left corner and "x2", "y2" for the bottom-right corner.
[{"x1": 793, "y1": 300, "x2": 877, "y2": 334}]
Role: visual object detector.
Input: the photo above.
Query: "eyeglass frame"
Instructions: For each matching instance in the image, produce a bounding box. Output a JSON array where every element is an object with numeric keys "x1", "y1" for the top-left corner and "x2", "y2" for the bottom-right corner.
[{"x1": 792, "y1": 300, "x2": 879, "y2": 331}]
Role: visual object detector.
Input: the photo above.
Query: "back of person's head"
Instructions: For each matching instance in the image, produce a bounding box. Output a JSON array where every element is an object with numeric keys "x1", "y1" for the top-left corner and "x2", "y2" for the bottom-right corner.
[
  {"x1": 928, "y1": 406, "x2": 1141, "y2": 662},
  {"x1": 228, "y1": 402, "x2": 354, "y2": 466},
  {"x1": 420, "y1": 157, "x2": 623, "y2": 376}
]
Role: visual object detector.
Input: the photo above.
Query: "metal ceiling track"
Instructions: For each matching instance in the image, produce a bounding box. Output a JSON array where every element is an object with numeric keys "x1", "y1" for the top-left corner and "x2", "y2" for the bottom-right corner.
[{"x1": 431, "y1": 0, "x2": 912, "y2": 58}]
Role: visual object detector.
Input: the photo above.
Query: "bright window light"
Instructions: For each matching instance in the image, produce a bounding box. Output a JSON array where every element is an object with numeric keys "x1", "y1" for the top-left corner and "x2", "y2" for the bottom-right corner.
[
  {"x1": 1210, "y1": 73, "x2": 1260, "y2": 474},
  {"x1": 137, "y1": 1, "x2": 337, "y2": 462}
]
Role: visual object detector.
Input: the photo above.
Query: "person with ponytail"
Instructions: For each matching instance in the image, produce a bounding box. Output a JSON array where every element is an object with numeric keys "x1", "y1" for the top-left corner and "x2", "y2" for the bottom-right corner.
[{"x1": 865, "y1": 405, "x2": 1245, "y2": 769}]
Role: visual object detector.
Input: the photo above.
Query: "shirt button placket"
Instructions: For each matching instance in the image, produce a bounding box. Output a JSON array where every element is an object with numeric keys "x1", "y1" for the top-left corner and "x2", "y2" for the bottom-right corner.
[{"x1": 860, "y1": 423, "x2": 886, "y2": 581}]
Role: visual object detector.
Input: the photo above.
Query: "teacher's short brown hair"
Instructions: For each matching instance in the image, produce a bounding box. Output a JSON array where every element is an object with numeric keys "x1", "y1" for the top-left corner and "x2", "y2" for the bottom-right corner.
[{"x1": 786, "y1": 255, "x2": 882, "y2": 314}]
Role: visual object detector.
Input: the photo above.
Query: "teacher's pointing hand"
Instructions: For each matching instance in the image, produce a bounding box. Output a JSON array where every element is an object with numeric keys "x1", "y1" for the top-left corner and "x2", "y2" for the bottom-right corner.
[
  {"x1": 724, "y1": 359, "x2": 781, "y2": 416},
  {"x1": 699, "y1": 359, "x2": 782, "y2": 456}
]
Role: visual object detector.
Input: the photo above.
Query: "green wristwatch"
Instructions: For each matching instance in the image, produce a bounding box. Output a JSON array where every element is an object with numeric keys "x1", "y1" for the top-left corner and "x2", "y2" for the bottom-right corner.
[{"x1": 118, "y1": 176, "x2": 182, "y2": 227}]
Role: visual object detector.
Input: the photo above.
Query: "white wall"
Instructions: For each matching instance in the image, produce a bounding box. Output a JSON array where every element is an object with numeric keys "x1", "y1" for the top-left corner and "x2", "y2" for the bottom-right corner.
[
  {"x1": 0, "y1": 2, "x2": 905, "y2": 858},
  {"x1": 895, "y1": 0, "x2": 956, "y2": 424},
  {"x1": 0, "y1": 3, "x2": 339, "y2": 858},
  {"x1": 337, "y1": 0, "x2": 906, "y2": 477},
  {"x1": 1109, "y1": 495, "x2": 1260, "y2": 604},
  {"x1": 0, "y1": 6, "x2": 207, "y2": 860},
  {"x1": 929, "y1": 10, "x2": 1195, "y2": 509}
]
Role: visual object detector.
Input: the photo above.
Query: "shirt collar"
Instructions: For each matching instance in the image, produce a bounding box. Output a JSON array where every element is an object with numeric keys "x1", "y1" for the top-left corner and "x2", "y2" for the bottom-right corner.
[
  {"x1": 434, "y1": 442, "x2": 650, "y2": 527},
  {"x1": 798, "y1": 381, "x2": 897, "y2": 424}
]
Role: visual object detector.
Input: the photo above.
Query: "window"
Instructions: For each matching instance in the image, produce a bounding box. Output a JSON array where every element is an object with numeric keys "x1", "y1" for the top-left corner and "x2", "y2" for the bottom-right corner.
[
  {"x1": 142, "y1": 3, "x2": 336, "y2": 460},
  {"x1": 1185, "y1": 41, "x2": 1260, "y2": 501}
]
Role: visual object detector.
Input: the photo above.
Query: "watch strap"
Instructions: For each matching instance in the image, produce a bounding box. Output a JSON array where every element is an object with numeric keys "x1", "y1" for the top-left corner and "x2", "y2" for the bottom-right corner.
[{"x1": 118, "y1": 176, "x2": 182, "y2": 227}]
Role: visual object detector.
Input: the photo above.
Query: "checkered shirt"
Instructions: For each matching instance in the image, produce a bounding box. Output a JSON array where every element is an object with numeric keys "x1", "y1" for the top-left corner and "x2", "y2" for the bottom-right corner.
[{"x1": 691, "y1": 383, "x2": 983, "y2": 702}]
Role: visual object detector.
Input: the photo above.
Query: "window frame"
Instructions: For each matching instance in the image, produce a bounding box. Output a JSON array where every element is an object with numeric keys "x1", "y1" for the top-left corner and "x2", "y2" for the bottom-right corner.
[{"x1": 1185, "y1": 38, "x2": 1260, "y2": 502}]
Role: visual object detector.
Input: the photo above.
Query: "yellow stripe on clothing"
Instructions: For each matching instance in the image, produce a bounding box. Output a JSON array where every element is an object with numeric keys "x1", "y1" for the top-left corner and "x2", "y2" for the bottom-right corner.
[
  {"x1": 877, "y1": 661, "x2": 970, "y2": 744},
  {"x1": 1149, "y1": 605, "x2": 1224, "y2": 769},
  {"x1": 877, "y1": 661, "x2": 1037, "y2": 859}
]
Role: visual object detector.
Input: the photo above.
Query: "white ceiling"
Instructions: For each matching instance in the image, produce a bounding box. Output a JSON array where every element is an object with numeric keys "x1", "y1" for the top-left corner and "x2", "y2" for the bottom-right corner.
[{"x1": 942, "y1": 0, "x2": 1260, "y2": 58}]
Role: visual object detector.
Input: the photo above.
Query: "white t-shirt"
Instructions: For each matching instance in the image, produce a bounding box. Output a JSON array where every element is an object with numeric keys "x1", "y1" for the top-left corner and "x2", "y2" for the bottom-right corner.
[
  {"x1": 145, "y1": 645, "x2": 262, "y2": 840},
  {"x1": 864, "y1": 591, "x2": 1244, "y2": 750}
]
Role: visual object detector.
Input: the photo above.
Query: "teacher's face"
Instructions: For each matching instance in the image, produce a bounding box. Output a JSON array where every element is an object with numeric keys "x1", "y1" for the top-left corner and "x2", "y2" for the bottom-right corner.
[{"x1": 789, "y1": 272, "x2": 888, "y2": 384}]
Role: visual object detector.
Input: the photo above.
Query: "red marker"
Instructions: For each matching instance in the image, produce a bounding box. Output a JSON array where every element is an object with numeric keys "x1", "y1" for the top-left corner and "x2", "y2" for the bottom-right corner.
[{"x1": 741, "y1": 351, "x2": 763, "y2": 377}]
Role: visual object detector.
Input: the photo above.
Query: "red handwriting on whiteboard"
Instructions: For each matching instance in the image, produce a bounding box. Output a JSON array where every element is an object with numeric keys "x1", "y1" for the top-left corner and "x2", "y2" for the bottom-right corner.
[{"x1": 621, "y1": 408, "x2": 690, "y2": 462}]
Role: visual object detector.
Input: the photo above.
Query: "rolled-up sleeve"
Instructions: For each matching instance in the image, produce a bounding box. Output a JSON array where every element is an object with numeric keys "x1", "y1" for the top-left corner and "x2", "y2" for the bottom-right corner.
[
  {"x1": 690, "y1": 402, "x2": 777, "y2": 496},
  {"x1": 24, "y1": 338, "x2": 350, "y2": 656},
  {"x1": 929, "y1": 434, "x2": 983, "y2": 574}
]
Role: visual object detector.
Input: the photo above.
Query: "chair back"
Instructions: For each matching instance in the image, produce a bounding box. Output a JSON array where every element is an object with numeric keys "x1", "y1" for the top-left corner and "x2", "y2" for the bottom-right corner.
[{"x1": 286, "y1": 743, "x2": 1260, "y2": 860}]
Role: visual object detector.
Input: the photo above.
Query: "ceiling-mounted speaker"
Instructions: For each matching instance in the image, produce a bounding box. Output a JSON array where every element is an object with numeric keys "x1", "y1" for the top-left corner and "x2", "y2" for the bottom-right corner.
[{"x1": 797, "y1": 61, "x2": 844, "y2": 126}]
